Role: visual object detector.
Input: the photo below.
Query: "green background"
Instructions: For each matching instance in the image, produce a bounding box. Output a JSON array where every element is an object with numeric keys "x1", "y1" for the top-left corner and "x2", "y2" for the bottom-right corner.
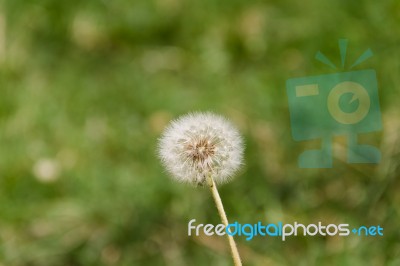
[{"x1": 1, "y1": 0, "x2": 399, "y2": 265}]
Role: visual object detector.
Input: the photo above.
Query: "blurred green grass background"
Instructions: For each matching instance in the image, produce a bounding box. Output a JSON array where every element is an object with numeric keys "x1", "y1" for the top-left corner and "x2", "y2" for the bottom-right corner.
[{"x1": 1, "y1": 0, "x2": 400, "y2": 265}]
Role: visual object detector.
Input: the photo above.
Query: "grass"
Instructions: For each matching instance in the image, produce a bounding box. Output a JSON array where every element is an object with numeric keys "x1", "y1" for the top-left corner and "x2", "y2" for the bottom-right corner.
[{"x1": 0, "y1": 0, "x2": 399, "y2": 265}]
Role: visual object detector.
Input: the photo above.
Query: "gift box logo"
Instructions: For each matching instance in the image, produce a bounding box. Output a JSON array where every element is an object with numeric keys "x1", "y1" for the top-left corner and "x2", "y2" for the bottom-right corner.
[{"x1": 286, "y1": 40, "x2": 382, "y2": 168}]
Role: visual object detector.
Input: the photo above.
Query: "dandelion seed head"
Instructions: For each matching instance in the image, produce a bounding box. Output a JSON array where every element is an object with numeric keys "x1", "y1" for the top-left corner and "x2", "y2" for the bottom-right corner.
[{"x1": 158, "y1": 112, "x2": 244, "y2": 185}]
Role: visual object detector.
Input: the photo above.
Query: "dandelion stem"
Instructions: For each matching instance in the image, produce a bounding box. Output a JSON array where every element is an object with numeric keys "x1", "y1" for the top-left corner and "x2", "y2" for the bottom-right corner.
[{"x1": 207, "y1": 175, "x2": 242, "y2": 266}]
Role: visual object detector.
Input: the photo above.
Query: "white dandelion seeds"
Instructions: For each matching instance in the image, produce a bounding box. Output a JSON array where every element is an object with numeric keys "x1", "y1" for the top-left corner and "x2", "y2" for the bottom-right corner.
[
  {"x1": 158, "y1": 112, "x2": 244, "y2": 265},
  {"x1": 158, "y1": 112, "x2": 244, "y2": 185}
]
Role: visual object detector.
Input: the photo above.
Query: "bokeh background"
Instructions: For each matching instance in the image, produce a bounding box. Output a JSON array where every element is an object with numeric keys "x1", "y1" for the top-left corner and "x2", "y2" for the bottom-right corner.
[{"x1": 1, "y1": 0, "x2": 399, "y2": 265}]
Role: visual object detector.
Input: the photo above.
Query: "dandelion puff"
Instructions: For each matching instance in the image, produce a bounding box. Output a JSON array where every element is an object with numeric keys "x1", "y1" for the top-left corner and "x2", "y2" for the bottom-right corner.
[
  {"x1": 158, "y1": 112, "x2": 244, "y2": 266},
  {"x1": 158, "y1": 112, "x2": 244, "y2": 185}
]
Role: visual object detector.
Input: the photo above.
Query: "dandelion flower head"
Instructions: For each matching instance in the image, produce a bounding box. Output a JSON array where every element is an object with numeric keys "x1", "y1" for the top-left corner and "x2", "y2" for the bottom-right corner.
[{"x1": 158, "y1": 112, "x2": 244, "y2": 185}]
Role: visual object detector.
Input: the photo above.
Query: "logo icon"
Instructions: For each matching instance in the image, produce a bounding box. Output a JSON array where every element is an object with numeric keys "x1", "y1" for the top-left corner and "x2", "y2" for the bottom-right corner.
[{"x1": 286, "y1": 40, "x2": 382, "y2": 168}]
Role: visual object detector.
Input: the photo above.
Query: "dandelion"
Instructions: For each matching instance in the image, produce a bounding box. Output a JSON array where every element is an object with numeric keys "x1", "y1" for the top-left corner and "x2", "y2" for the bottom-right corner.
[
  {"x1": 158, "y1": 112, "x2": 244, "y2": 266},
  {"x1": 158, "y1": 112, "x2": 243, "y2": 185}
]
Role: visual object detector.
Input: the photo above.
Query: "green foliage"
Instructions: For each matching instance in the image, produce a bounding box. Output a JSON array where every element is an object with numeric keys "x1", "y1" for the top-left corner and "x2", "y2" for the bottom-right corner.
[{"x1": 1, "y1": 0, "x2": 399, "y2": 265}]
